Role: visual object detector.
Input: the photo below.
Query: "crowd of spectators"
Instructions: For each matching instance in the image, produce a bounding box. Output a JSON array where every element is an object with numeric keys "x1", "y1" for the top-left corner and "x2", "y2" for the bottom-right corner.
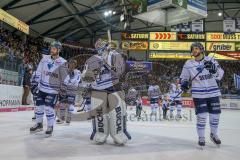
[
  {"x1": 0, "y1": 27, "x2": 95, "y2": 85},
  {"x1": 126, "y1": 59, "x2": 240, "y2": 95},
  {"x1": 1, "y1": 27, "x2": 240, "y2": 95}
]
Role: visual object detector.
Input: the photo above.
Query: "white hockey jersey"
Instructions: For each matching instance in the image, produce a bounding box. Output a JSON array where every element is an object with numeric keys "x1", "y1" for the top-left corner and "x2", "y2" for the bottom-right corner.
[
  {"x1": 126, "y1": 88, "x2": 140, "y2": 103},
  {"x1": 33, "y1": 55, "x2": 68, "y2": 94},
  {"x1": 83, "y1": 50, "x2": 123, "y2": 90},
  {"x1": 180, "y1": 56, "x2": 224, "y2": 98},
  {"x1": 169, "y1": 84, "x2": 182, "y2": 101},
  {"x1": 148, "y1": 85, "x2": 161, "y2": 98},
  {"x1": 64, "y1": 69, "x2": 81, "y2": 95}
]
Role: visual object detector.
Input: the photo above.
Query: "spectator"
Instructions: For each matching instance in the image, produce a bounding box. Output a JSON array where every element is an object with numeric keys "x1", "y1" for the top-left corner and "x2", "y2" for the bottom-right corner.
[{"x1": 22, "y1": 67, "x2": 32, "y2": 105}]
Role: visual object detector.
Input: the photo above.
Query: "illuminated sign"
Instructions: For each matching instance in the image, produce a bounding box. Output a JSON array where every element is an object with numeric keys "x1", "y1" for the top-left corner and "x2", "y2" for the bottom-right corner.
[
  {"x1": 149, "y1": 42, "x2": 205, "y2": 51},
  {"x1": 149, "y1": 52, "x2": 192, "y2": 59},
  {"x1": 177, "y1": 33, "x2": 205, "y2": 40},
  {"x1": 122, "y1": 41, "x2": 148, "y2": 50},
  {"x1": 150, "y1": 32, "x2": 177, "y2": 40},
  {"x1": 236, "y1": 42, "x2": 240, "y2": 51},
  {"x1": 206, "y1": 32, "x2": 240, "y2": 42},
  {"x1": 149, "y1": 52, "x2": 239, "y2": 60},
  {"x1": 121, "y1": 32, "x2": 148, "y2": 40},
  {"x1": 0, "y1": 9, "x2": 29, "y2": 34},
  {"x1": 206, "y1": 42, "x2": 235, "y2": 51}
]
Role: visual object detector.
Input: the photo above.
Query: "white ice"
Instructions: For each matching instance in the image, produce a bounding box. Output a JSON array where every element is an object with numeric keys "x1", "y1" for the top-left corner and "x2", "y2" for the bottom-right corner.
[{"x1": 0, "y1": 107, "x2": 239, "y2": 160}]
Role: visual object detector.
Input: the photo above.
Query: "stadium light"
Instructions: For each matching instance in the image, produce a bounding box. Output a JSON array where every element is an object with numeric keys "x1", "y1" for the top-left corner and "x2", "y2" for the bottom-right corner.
[
  {"x1": 218, "y1": 12, "x2": 222, "y2": 17},
  {"x1": 104, "y1": 10, "x2": 114, "y2": 17}
]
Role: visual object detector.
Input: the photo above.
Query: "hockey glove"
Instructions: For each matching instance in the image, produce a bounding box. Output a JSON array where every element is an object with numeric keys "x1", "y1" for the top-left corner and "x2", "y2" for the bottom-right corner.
[
  {"x1": 204, "y1": 61, "x2": 217, "y2": 74},
  {"x1": 181, "y1": 80, "x2": 190, "y2": 92},
  {"x1": 31, "y1": 82, "x2": 38, "y2": 95}
]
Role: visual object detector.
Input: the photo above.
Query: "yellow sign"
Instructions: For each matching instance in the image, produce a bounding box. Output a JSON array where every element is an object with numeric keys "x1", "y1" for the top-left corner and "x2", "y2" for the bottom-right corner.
[
  {"x1": 149, "y1": 52, "x2": 192, "y2": 59},
  {"x1": 150, "y1": 32, "x2": 177, "y2": 41},
  {"x1": 149, "y1": 42, "x2": 205, "y2": 51},
  {"x1": 206, "y1": 42, "x2": 235, "y2": 51},
  {"x1": 122, "y1": 41, "x2": 148, "y2": 50},
  {"x1": 206, "y1": 32, "x2": 240, "y2": 42},
  {"x1": 177, "y1": 33, "x2": 205, "y2": 40},
  {"x1": 121, "y1": 33, "x2": 148, "y2": 40},
  {"x1": 149, "y1": 52, "x2": 238, "y2": 60},
  {"x1": 0, "y1": 9, "x2": 29, "y2": 34}
]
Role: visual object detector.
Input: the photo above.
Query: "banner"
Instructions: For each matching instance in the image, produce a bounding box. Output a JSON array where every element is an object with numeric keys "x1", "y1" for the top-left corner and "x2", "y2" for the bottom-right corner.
[
  {"x1": 208, "y1": 52, "x2": 238, "y2": 60},
  {"x1": 236, "y1": 42, "x2": 240, "y2": 51},
  {"x1": 220, "y1": 98, "x2": 240, "y2": 110},
  {"x1": 177, "y1": 33, "x2": 205, "y2": 40},
  {"x1": 206, "y1": 42, "x2": 235, "y2": 52},
  {"x1": 0, "y1": 69, "x2": 18, "y2": 85},
  {"x1": 234, "y1": 74, "x2": 240, "y2": 89},
  {"x1": 149, "y1": 32, "x2": 177, "y2": 40},
  {"x1": 191, "y1": 19, "x2": 204, "y2": 32},
  {"x1": 206, "y1": 32, "x2": 240, "y2": 42},
  {"x1": 0, "y1": 9, "x2": 29, "y2": 34},
  {"x1": 126, "y1": 61, "x2": 152, "y2": 71},
  {"x1": 149, "y1": 41, "x2": 205, "y2": 51},
  {"x1": 236, "y1": 18, "x2": 240, "y2": 32},
  {"x1": 0, "y1": 84, "x2": 34, "y2": 112},
  {"x1": 121, "y1": 32, "x2": 148, "y2": 40},
  {"x1": 149, "y1": 52, "x2": 192, "y2": 59},
  {"x1": 187, "y1": 0, "x2": 207, "y2": 16},
  {"x1": 122, "y1": 41, "x2": 148, "y2": 50},
  {"x1": 147, "y1": 0, "x2": 187, "y2": 11},
  {"x1": 171, "y1": 24, "x2": 181, "y2": 32},
  {"x1": 180, "y1": 22, "x2": 191, "y2": 32},
  {"x1": 223, "y1": 17, "x2": 236, "y2": 33}
]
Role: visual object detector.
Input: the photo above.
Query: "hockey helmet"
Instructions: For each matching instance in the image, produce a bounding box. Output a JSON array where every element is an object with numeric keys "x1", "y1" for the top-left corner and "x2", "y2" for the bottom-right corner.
[
  {"x1": 95, "y1": 38, "x2": 109, "y2": 55},
  {"x1": 50, "y1": 41, "x2": 62, "y2": 50},
  {"x1": 190, "y1": 42, "x2": 204, "y2": 56}
]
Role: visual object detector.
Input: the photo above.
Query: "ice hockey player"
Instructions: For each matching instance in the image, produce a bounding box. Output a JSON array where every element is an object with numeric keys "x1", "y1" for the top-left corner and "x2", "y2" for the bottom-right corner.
[
  {"x1": 30, "y1": 41, "x2": 68, "y2": 137},
  {"x1": 180, "y1": 42, "x2": 224, "y2": 147},
  {"x1": 162, "y1": 94, "x2": 169, "y2": 120},
  {"x1": 148, "y1": 82, "x2": 161, "y2": 117},
  {"x1": 126, "y1": 87, "x2": 142, "y2": 119},
  {"x1": 57, "y1": 59, "x2": 81, "y2": 125},
  {"x1": 82, "y1": 38, "x2": 131, "y2": 145},
  {"x1": 169, "y1": 79, "x2": 183, "y2": 119},
  {"x1": 169, "y1": 83, "x2": 176, "y2": 119},
  {"x1": 30, "y1": 66, "x2": 38, "y2": 121}
]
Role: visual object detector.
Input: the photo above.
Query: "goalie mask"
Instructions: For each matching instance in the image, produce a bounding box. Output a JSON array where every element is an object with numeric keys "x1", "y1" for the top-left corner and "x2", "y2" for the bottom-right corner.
[
  {"x1": 50, "y1": 41, "x2": 62, "y2": 51},
  {"x1": 190, "y1": 42, "x2": 204, "y2": 57},
  {"x1": 95, "y1": 38, "x2": 109, "y2": 55}
]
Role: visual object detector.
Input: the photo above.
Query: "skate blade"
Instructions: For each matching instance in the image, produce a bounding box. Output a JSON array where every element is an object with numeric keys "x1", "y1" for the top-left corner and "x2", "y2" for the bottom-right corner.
[
  {"x1": 45, "y1": 134, "x2": 52, "y2": 138},
  {"x1": 30, "y1": 128, "x2": 43, "y2": 134},
  {"x1": 197, "y1": 145, "x2": 204, "y2": 150},
  {"x1": 210, "y1": 138, "x2": 221, "y2": 148},
  {"x1": 56, "y1": 122, "x2": 64, "y2": 124}
]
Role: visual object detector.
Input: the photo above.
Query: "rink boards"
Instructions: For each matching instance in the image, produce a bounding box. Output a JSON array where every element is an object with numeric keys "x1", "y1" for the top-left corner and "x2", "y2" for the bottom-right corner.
[{"x1": 0, "y1": 84, "x2": 240, "y2": 112}]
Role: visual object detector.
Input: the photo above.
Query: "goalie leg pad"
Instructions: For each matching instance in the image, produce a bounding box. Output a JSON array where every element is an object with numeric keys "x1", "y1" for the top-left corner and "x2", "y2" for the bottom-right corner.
[
  {"x1": 90, "y1": 91, "x2": 109, "y2": 144},
  {"x1": 108, "y1": 91, "x2": 131, "y2": 145}
]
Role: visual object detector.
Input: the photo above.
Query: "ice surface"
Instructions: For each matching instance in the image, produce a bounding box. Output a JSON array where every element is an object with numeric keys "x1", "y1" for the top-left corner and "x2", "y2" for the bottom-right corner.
[{"x1": 0, "y1": 107, "x2": 239, "y2": 160}]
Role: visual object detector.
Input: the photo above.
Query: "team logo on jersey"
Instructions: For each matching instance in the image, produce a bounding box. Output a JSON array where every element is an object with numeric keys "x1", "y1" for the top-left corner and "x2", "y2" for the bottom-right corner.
[
  {"x1": 47, "y1": 63, "x2": 54, "y2": 69},
  {"x1": 196, "y1": 65, "x2": 204, "y2": 73}
]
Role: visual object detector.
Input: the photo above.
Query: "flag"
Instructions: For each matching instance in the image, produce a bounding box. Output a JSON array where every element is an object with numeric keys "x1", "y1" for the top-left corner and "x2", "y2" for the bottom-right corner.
[{"x1": 234, "y1": 73, "x2": 240, "y2": 89}]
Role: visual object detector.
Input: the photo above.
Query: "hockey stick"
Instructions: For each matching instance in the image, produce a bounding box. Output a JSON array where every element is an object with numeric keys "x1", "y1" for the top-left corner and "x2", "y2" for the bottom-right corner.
[
  {"x1": 76, "y1": 98, "x2": 87, "y2": 112},
  {"x1": 169, "y1": 52, "x2": 217, "y2": 103}
]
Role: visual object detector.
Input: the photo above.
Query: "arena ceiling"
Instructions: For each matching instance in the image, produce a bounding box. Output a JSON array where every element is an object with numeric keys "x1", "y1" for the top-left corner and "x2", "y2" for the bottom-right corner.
[{"x1": 1, "y1": 0, "x2": 240, "y2": 42}]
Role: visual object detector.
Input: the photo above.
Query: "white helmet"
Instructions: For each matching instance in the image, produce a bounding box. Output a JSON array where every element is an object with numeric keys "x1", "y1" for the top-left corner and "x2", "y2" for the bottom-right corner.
[{"x1": 95, "y1": 38, "x2": 109, "y2": 55}]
